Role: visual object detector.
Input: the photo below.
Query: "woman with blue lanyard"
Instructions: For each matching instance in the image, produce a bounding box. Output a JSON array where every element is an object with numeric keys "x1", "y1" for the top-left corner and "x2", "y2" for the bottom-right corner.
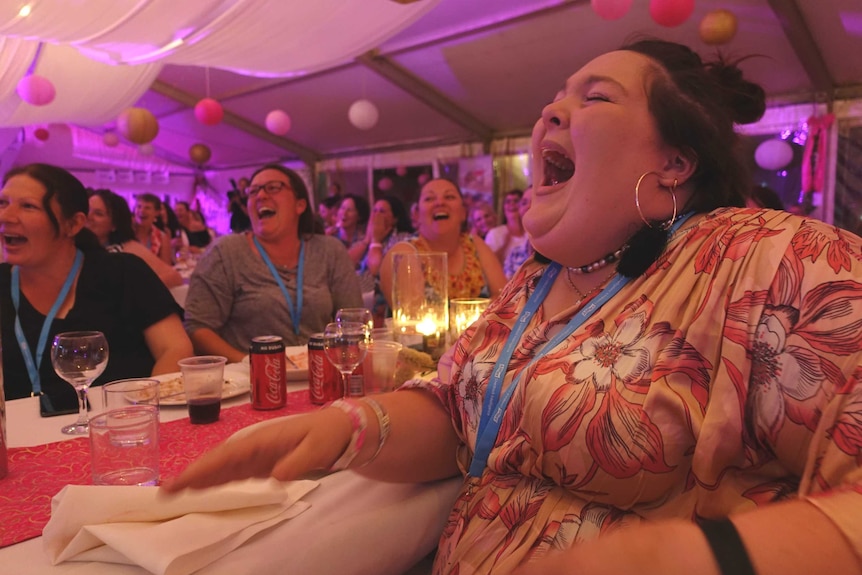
[
  {"x1": 0, "y1": 163, "x2": 192, "y2": 413},
  {"x1": 183, "y1": 164, "x2": 362, "y2": 362},
  {"x1": 166, "y1": 41, "x2": 862, "y2": 575}
]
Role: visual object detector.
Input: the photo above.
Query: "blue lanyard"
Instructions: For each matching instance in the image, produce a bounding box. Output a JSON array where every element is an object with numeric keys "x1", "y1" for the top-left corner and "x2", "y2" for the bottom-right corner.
[
  {"x1": 468, "y1": 213, "x2": 693, "y2": 478},
  {"x1": 11, "y1": 249, "x2": 83, "y2": 395},
  {"x1": 253, "y1": 236, "x2": 305, "y2": 335}
]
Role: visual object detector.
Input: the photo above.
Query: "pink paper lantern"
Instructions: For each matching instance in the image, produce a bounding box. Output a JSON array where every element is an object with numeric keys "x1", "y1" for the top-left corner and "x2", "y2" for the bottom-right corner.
[
  {"x1": 33, "y1": 127, "x2": 49, "y2": 141},
  {"x1": 138, "y1": 143, "x2": 155, "y2": 156},
  {"x1": 17, "y1": 75, "x2": 56, "y2": 106},
  {"x1": 591, "y1": 0, "x2": 633, "y2": 21},
  {"x1": 395, "y1": 165, "x2": 407, "y2": 177},
  {"x1": 194, "y1": 98, "x2": 224, "y2": 126},
  {"x1": 649, "y1": 0, "x2": 694, "y2": 27},
  {"x1": 265, "y1": 109, "x2": 292, "y2": 135},
  {"x1": 417, "y1": 173, "x2": 430, "y2": 185},
  {"x1": 102, "y1": 132, "x2": 120, "y2": 147},
  {"x1": 378, "y1": 177, "x2": 393, "y2": 191},
  {"x1": 348, "y1": 99, "x2": 379, "y2": 130}
]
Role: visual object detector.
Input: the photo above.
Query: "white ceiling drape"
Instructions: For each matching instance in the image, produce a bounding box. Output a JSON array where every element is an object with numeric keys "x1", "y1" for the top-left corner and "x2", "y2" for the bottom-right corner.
[{"x1": 0, "y1": 0, "x2": 440, "y2": 127}]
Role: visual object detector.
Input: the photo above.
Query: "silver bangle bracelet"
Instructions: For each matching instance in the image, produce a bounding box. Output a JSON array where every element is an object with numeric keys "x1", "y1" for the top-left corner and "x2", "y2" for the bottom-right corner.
[{"x1": 359, "y1": 397, "x2": 390, "y2": 465}]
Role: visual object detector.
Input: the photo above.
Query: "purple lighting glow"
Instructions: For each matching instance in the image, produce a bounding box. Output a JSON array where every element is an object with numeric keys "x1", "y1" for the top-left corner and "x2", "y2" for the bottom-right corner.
[{"x1": 841, "y1": 11, "x2": 862, "y2": 36}]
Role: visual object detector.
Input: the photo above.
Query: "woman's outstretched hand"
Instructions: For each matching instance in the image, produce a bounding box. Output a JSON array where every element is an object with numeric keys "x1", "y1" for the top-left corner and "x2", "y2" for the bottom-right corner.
[{"x1": 160, "y1": 408, "x2": 352, "y2": 492}]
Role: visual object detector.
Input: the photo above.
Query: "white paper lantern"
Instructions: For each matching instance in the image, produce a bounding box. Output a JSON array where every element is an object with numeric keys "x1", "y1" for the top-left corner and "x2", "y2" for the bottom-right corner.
[
  {"x1": 755, "y1": 139, "x2": 794, "y2": 171},
  {"x1": 348, "y1": 99, "x2": 379, "y2": 130}
]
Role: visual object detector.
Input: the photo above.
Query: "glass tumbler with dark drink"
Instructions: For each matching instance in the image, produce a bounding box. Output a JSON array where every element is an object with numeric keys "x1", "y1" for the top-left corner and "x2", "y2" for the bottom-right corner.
[{"x1": 177, "y1": 356, "x2": 228, "y2": 424}]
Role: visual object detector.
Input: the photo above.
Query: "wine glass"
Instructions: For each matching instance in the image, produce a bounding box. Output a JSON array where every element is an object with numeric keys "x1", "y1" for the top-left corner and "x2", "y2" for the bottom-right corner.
[
  {"x1": 51, "y1": 331, "x2": 109, "y2": 435},
  {"x1": 335, "y1": 308, "x2": 373, "y2": 339},
  {"x1": 323, "y1": 321, "x2": 369, "y2": 397}
]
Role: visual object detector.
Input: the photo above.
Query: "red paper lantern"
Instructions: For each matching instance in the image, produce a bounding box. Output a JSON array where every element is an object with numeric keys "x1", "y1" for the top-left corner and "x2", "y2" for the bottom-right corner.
[
  {"x1": 16, "y1": 75, "x2": 56, "y2": 106},
  {"x1": 189, "y1": 143, "x2": 212, "y2": 165},
  {"x1": 649, "y1": 0, "x2": 694, "y2": 27},
  {"x1": 194, "y1": 98, "x2": 224, "y2": 126},
  {"x1": 102, "y1": 132, "x2": 120, "y2": 147},
  {"x1": 33, "y1": 127, "x2": 49, "y2": 141},
  {"x1": 117, "y1": 108, "x2": 159, "y2": 145},
  {"x1": 265, "y1": 109, "x2": 292, "y2": 135},
  {"x1": 699, "y1": 9, "x2": 738, "y2": 45},
  {"x1": 591, "y1": 0, "x2": 633, "y2": 21}
]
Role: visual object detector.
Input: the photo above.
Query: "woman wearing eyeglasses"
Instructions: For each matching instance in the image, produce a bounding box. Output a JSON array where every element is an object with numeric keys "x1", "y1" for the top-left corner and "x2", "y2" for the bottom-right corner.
[{"x1": 183, "y1": 164, "x2": 363, "y2": 362}]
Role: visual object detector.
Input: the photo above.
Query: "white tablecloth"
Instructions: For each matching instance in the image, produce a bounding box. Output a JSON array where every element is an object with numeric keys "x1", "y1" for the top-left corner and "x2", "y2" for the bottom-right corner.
[{"x1": 3, "y1": 369, "x2": 462, "y2": 575}]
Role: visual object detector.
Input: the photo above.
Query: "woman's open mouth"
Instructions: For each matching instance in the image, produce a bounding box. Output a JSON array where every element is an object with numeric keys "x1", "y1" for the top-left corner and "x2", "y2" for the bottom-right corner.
[{"x1": 542, "y1": 148, "x2": 574, "y2": 186}]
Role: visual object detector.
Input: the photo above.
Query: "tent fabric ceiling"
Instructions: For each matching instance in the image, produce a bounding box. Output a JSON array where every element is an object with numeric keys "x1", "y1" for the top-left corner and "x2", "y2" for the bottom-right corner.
[{"x1": 1, "y1": 0, "x2": 861, "y2": 172}]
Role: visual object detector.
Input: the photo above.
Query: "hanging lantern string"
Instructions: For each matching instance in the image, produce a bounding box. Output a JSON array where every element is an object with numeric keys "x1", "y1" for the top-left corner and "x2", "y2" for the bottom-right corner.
[
  {"x1": 205, "y1": 67, "x2": 211, "y2": 98},
  {"x1": 25, "y1": 42, "x2": 45, "y2": 76}
]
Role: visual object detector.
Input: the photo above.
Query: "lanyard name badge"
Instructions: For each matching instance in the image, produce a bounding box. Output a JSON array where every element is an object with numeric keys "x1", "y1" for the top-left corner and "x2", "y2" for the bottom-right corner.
[
  {"x1": 11, "y1": 249, "x2": 84, "y2": 395},
  {"x1": 468, "y1": 213, "x2": 694, "y2": 481},
  {"x1": 254, "y1": 236, "x2": 305, "y2": 335}
]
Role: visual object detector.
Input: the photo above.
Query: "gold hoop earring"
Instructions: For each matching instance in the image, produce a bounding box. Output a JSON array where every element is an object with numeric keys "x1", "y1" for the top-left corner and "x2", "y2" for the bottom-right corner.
[
  {"x1": 634, "y1": 171, "x2": 656, "y2": 227},
  {"x1": 634, "y1": 171, "x2": 679, "y2": 230}
]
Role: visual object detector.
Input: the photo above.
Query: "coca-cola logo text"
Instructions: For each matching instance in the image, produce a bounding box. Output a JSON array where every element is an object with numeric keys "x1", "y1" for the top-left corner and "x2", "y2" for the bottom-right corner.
[{"x1": 263, "y1": 356, "x2": 283, "y2": 403}]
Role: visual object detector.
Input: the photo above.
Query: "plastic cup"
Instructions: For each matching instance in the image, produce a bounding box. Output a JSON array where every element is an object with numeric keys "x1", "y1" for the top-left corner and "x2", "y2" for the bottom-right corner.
[
  {"x1": 359, "y1": 341, "x2": 403, "y2": 394},
  {"x1": 102, "y1": 378, "x2": 160, "y2": 411},
  {"x1": 177, "y1": 356, "x2": 227, "y2": 424},
  {"x1": 89, "y1": 406, "x2": 159, "y2": 486}
]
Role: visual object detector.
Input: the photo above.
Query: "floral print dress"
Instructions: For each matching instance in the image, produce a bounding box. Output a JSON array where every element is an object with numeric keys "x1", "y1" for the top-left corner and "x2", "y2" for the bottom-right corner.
[
  {"x1": 406, "y1": 207, "x2": 862, "y2": 575},
  {"x1": 410, "y1": 233, "x2": 486, "y2": 299}
]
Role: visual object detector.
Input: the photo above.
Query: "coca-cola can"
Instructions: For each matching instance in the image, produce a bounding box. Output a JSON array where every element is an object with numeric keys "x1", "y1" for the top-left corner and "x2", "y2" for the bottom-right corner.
[
  {"x1": 308, "y1": 333, "x2": 342, "y2": 404},
  {"x1": 249, "y1": 335, "x2": 286, "y2": 410}
]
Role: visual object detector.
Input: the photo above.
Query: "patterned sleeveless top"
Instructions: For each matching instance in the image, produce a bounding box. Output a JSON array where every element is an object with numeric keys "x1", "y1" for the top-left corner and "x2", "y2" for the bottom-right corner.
[{"x1": 409, "y1": 233, "x2": 485, "y2": 299}]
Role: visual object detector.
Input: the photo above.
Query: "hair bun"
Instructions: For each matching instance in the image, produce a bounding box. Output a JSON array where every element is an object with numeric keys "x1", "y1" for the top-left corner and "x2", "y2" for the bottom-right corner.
[{"x1": 707, "y1": 59, "x2": 766, "y2": 125}]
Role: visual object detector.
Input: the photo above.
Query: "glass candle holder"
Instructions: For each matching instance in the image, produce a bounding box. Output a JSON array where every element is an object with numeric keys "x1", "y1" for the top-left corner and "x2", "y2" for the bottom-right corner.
[
  {"x1": 449, "y1": 297, "x2": 490, "y2": 341},
  {"x1": 391, "y1": 251, "x2": 448, "y2": 360}
]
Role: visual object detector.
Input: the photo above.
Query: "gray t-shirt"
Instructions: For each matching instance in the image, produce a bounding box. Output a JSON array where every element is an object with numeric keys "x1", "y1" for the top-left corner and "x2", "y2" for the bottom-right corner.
[{"x1": 184, "y1": 233, "x2": 362, "y2": 350}]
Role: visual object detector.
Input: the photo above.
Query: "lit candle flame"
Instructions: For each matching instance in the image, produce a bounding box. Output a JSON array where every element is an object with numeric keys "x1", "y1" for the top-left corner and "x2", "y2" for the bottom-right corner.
[{"x1": 416, "y1": 315, "x2": 439, "y2": 336}]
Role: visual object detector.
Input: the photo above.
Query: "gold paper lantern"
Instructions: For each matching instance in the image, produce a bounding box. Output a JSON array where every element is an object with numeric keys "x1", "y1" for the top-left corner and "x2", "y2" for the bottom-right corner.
[
  {"x1": 189, "y1": 143, "x2": 212, "y2": 165},
  {"x1": 699, "y1": 9, "x2": 738, "y2": 45},
  {"x1": 117, "y1": 107, "x2": 159, "y2": 144}
]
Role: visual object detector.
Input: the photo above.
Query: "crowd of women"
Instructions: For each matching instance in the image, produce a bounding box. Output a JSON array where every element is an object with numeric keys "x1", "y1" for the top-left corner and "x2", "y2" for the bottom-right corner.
[
  {"x1": 4, "y1": 36, "x2": 862, "y2": 575},
  {"x1": 0, "y1": 158, "x2": 506, "y2": 409}
]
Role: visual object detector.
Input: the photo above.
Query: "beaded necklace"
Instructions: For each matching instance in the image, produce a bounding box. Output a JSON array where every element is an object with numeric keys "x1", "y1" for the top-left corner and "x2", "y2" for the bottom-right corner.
[{"x1": 567, "y1": 243, "x2": 628, "y2": 274}]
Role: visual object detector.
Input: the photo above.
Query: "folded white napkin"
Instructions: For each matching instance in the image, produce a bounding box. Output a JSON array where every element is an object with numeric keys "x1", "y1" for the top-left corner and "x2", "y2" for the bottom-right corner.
[{"x1": 43, "y1": 478, "x2": 318, "y2": 575}]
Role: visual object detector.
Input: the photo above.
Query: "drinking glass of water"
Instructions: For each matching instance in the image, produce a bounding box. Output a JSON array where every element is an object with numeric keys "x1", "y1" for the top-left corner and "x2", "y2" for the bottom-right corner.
[{"x1": 51, "y1": 331, "x2": 109, "y2": 435}]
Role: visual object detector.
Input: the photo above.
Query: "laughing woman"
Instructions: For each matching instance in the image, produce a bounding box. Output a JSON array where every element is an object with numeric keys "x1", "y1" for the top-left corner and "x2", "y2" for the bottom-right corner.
[
  {"x1": 183, "y1": 164, "x2": 362, "y2": 362},
  {"x1": 167, "y1": 40, "x2": 862, "y2": 575},
  {"x1": 0, "y1": 164, "x2": 192, "y2": 411},
  {"x1": 86, "y1": 188, "x2": 184, "y2": 289},
  {"x1": 379, "y1": 178, "x2": 506, "y2": 304}
]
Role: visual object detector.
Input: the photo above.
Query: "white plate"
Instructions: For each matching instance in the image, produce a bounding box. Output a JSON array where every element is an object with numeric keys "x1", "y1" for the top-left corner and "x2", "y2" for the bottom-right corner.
[
  {"x1": 284, "y1": 345, "x2": 309, "y2": 382},
  {"x1": 153, "y1": 370, "x2": 250, "y2": 406}
]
